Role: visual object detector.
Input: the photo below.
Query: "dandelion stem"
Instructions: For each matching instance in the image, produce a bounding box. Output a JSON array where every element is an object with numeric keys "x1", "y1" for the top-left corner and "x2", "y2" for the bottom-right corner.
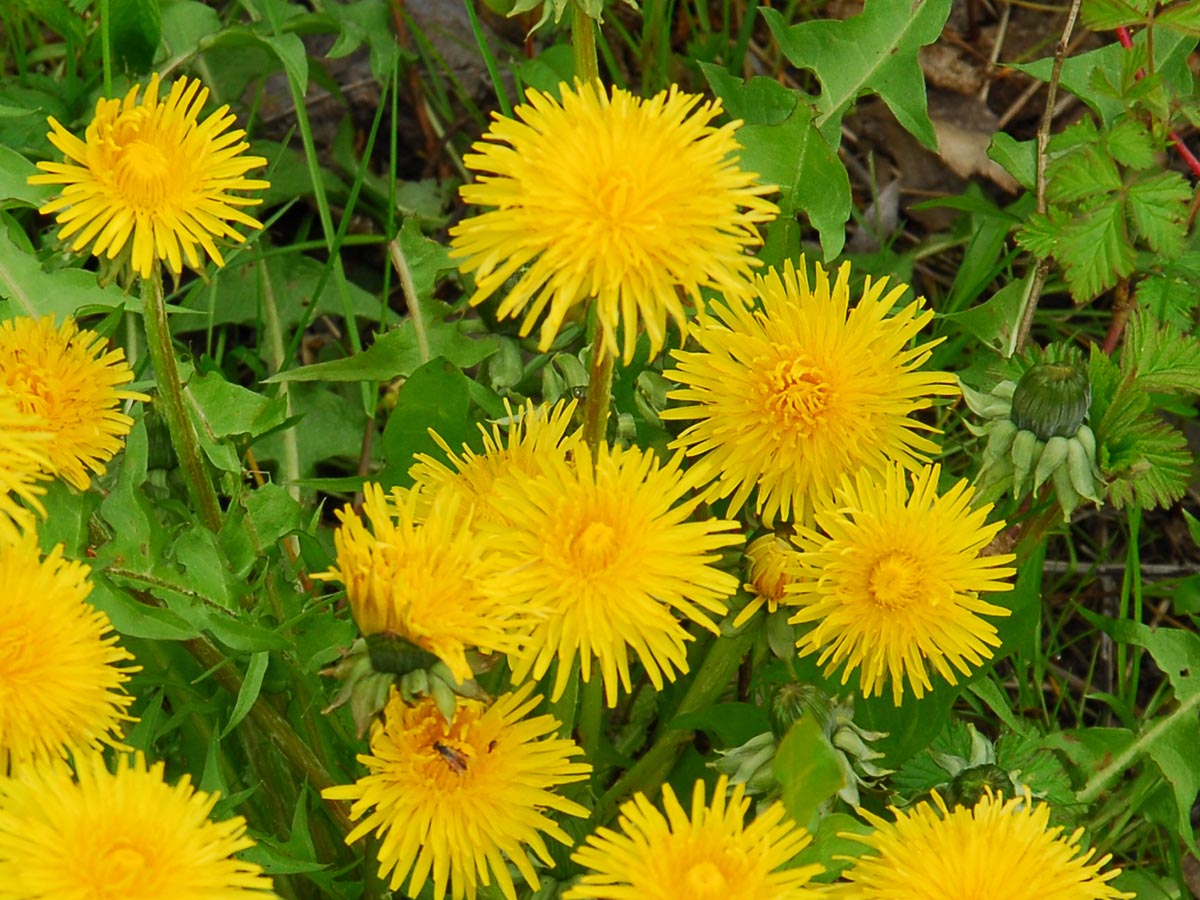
[
  {"x1": 572, "y1": 2, "x2": 600, "y2": 84},
  {"x1": 593, "y1": 623, "x2": 758, "y2": 823},
  {"x1": 582, "y1": 344, "x2": 614, "y2": 452},
  {"x1": 140, "y1": 270, "x2": 222, "y2": 532}
]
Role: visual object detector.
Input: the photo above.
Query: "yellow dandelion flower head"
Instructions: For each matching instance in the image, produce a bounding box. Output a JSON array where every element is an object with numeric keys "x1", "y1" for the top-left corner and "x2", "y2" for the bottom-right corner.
[
  {"x1": 29, "y1": 73, "x2": 270, "y2": 279},
  {"x1": 318, "y1": 482, "x2": 530, "y2": 684},
  {"x1": 486, "y1": 442, "x2": 744, "y2": 706},
  {"x1": 324, "y1": 684, "x2": 590, "y2": 900},
  {"x1": 788, "y1": 464, "x2": 1017, "y2": 706},
  {"x1": 732, "y1": 531, "x2": 800, "y2": 628},
  {"x1": 0, "y1": 315, "x2": 148, "y2": 490},
  {"x1": 664, "y1": 257, "x2": 960, "y2": 526},
  {"x1": 0, "y1": 752, "x2": 274, "y2": 900},
  {"x1": 449, "y1": 80, "x2": 779, "y2": 364},
  {"x1": 0, "y1": 387, "x2": 51, "y2": 543},
  {"x1": 838, "y1": 789, "x2": 1134, "y2": 900},
  {"x1": 0, "y1": 531, "x2": 138, "y2": 768},
  {"x1": 565, "y1": 775, "x2": 822, "y2": 900},
  {"x1": 409, "y1": 399, "x2": 581, "y2": 526}
]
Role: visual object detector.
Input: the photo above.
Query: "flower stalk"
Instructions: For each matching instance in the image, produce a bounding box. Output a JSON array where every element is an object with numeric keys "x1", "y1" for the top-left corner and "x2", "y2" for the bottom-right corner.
[{"x1": 140, "y1": 270, "x2": 222, "y2": 532}]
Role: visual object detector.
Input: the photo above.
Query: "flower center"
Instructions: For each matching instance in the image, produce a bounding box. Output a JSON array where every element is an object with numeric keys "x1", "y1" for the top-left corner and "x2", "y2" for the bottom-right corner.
[
  {"x1": 568, "y1": 520, "x2": 620, "y2": 574},
  {"x1": 683, "y1": 860, "x2": 729, "y2": 896},
  {"x1": 114, "y1": 139, "x2": 173, "y2": 209},
  {"x1": 90, "y1": 841, "x2": 156, "y2": 899},
  {"x1": 757, "y1": 355, "x2": 830, "y2": 432},
  {"x1": 867, "y1": 552, "x2": 923, "y2": 609}
]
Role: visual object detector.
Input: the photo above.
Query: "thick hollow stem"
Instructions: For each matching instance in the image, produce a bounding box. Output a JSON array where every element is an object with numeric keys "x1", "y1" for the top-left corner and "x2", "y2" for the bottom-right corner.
[
  {"x1": 572, "y1": 2, "x2": 600, "y2": 84},
  {"x1": 140, "y1": 271, "x2": 222, "y2": 531},
  {"x1": 582, "y1": 346, "x2": 615, "y2": 453}
]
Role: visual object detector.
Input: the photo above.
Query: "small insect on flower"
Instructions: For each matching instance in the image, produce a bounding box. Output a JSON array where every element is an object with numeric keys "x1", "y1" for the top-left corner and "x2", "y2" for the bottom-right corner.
[{"x1": 433, "y1": 741, "x2": 470, "y2": 775}]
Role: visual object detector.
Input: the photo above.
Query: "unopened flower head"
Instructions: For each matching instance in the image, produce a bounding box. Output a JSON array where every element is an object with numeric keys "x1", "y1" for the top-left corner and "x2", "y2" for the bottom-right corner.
[
  {"x1": 318, "y1": 483, "x2": 530, "y2": 685},
  {"x1": 0, "y1": 752, "x2": 274, "y2": 900},
  {"x1": 0, "y1": 531, "x2": 137, "y2": 768},
  {"x1": 837, "y1": 790, "x2": 1133, "y2": 900},
  {"x1": 566, "y1": 775, "x2": 823, "y2": 900},
  {"x1": 485, "y1": 442, "x2": 743, "y2": 706},
  {"x1": 788, "y1": 464, "x2": 1015, "y2": 705},
  {"x1": 664, "y1": 258, "x2": 959, "y2": 526},
  {"x1": 324, "y1": 685, "x2": 590, "y2": 900},
  {"x1": 733, "y1": 532, "x2": 800, "y2": 627},
  {"x1": 30, "y1": 74, "x2": 269, "y2": 278},
  {"x1": 0, "y1": 315, "x2": 147, "y2": 490},
  {"x1": 450, "y1": 80, "x2": 778, "y2": 363}
]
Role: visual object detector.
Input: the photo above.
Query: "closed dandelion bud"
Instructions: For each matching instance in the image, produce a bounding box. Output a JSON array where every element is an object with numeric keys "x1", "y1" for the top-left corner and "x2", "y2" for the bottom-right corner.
[
  {"x1": 769, "y1": 682, "x2": 831, "y2": 741},
  {"x1": 711, "y1": 732, "x2": 779, "y2": 795},
  {"x1": 948, "y1": 763, "x2": 1016, "y2": 808},
  {"x1": 1033, "y1": 435, "x2": 1071, "y2": 492},
  {"x1": 1011, "y1": 362, "x2": 1091, "y2": 441},
  {"x1": 366, "y1": 632, "x2": 440, "y2": 676}
]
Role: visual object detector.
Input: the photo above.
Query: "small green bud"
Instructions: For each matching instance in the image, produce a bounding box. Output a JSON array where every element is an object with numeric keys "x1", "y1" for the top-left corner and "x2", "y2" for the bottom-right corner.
[
  {"x1": 1011, "y1": 362, "x2": 1091, "y2": 441},
  {"x1": 948, "y1": 763, "x2": 1016, "y2": 808},
  {"x1": 768, "y1": 683, "x2": 831, "y2": 741},
  {"x1": 366, "y1": 633, "x2": 440, "y2": 676}
]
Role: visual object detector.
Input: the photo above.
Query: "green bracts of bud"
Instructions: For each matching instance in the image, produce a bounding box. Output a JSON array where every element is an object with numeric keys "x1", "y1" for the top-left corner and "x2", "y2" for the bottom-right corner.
[
  {"x1": 1011, "y1": 362, "x2": 1091, "y2": 441},
  {"x1": 366, "y1": 632, "x2": 441, "y2": 676}
]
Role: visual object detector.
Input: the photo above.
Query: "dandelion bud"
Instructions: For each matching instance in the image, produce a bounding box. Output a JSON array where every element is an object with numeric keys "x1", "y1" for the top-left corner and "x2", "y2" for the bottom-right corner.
[{"x1": 1011, "y1": 361, "x2": 1091, "y2": 441}]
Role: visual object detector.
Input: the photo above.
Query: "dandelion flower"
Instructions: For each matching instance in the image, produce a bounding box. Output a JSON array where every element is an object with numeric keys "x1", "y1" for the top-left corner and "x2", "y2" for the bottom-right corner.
[
  {"x1": 664, "y1": 258, "x2": 959, "y2": 526},
  {"x1": 0, "y1": 752, "x2": 274, "y2": 899},
  {"x1": 318, "y1": 483, "x2": 531, "y2": 685},
  {"x1": 565, "y1": 775, "x2": 822, "y2": 900},
  {"x1": 788, "y1": 465, "x2": 1016, "y2": 705},
  {"x1": 733, "y1": 532, "x2": 800, "y2": 628},
  {"x1": 0, "y1": 388, "x2": 51, "y2": 542},
  {"x1": 324, "y1": 684, "x2": 590, "y2": 900},
  {"x1": 0, "y1": 315, "x2": 147, "y2": 490},
  {"x1": 30, "y1": 74, "x2": 269, "y2": 279},
  {"x1": 0, "y1": 531, "x2": 137, "y2": 768},
  {"x1": 486, "y1": 442, "x2": 743, "y2": 706},
  {"x1": 450, "y1": 80, "x2": 778, "y2": 363},
  {"x1": 837, "y1": 790, "x2": 1133, "y2": 900},
  {"x1": 409, "y1": 399, "x2": 581, "y2": 525}
]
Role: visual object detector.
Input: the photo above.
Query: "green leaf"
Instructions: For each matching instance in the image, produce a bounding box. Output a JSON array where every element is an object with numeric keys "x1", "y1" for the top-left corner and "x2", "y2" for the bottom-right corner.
[
  {"x1": 1058, "y1": 197, "x2": 1136, "y2": 300},
  {"x1": 1104, "y1": 412, "x2": 1191, "y2": 510},
  {"x1": 1157, "y1": 1, "x2": 1200, "y2": 36},
  {"x1": 89, "y1": 574, "x2": 200, "y2": 641},
  {"x1": 0, "y1": 229, "x2": 133, "y2": 319},
  {"x1": 378, "y1": 357, "x2": 473, "y2": 488},
  {"x1": 1079, "y1": 615, "x2": 1200, "y2": 847},
  {"x1": 1047, "y1": 148, "x2": 1121, "y2": 205},
  {"x1": 0, "y1": 145, "x2": 54, "y2": 208},
  {"x1": 988, "y1": 132, "x2": 1036, "y2": 191},
  {"x1": 761, "y1": 0, "x2": 952, "y2": 149},
  {"x1": 264, "y1": 316, "x2": 499, "y2": 384},
  {"x1": 1105, "y1": 116, "x2": 1157, "y2": 169},
  {"x1": 219, "y1": 651, "x2": 269, "y2": 738},
  {"x1": 1125, "y1": 170, "x2": 1191, "y2": 257},
  {"x1": 1014, "y1": 26, "x2": 1194, "y2": 126},
  {"x1": 1135, "y1": 272, "x2": 1197, "y2": 331},
  {"x1": 106, "y1": 0, "x2": 161, "y2": 73},
  {"x1": 1081, "y1": 0, "x2": 1150, "y2": 30},
  {"x1": 188, "y1": 371, "x2": 289, "y2": 440},
  {"x1": 703, "y1": 69, "x2": 850, "y2": 261},
  {"x1": 671, "y1": 702, "x2": 770, "y2": 748},
  {"x1": 1122, "y1": 311, "x2": 1200, "y2": 394},
  {"x1": 773, "y1": 715, "x2": 845, "y2": 828}
]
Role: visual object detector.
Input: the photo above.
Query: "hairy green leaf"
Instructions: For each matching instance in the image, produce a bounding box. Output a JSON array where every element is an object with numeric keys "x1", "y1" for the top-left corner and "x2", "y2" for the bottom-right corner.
[
  {"x1": 1059, "y1": 197, "x2": 1136, "y2": 300},
  {"x1": 1122, "y1": 311, "x2": 1200, "y2": 394},
  {"x1": 1157, "y1": 1, "x2": 1200, "y2": 36},
  {"x1": 1125, "y1": 170, "x2": 1191, "y2": 256},
  {"x1": 762, "y1": 0, "x2": 951, "y2": 149},
  {"x1": 1105, "y1": 116, "x2": 1158, "y2": 169},
  {"x1": 1081, "y1": 0, "x2": 1152, "y2": 30},
  {"x1": 1047, "y1": 145, "x2": 1122, "y2": 204}
]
